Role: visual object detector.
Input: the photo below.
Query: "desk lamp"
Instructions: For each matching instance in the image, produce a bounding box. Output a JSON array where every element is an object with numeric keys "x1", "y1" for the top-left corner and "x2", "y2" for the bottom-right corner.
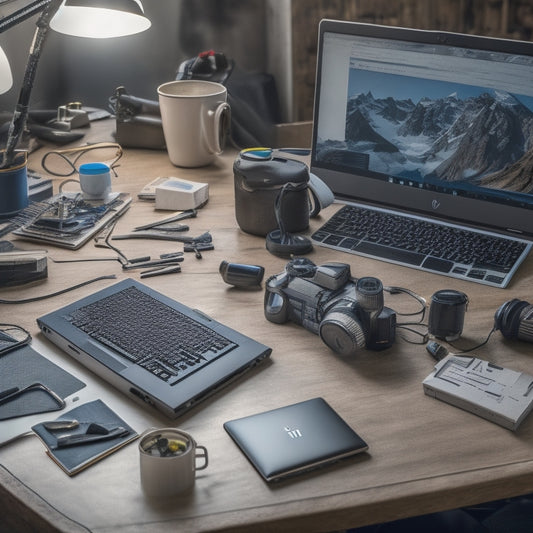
[{"x1": 0, "y1": 0, "x2": 151, "y2": 215}]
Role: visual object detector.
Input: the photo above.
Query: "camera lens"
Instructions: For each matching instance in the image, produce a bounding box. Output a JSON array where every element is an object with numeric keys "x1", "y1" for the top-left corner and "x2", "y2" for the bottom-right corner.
[
  {"x1": 319, "y1": 307, "x2": 366, "y2": 356},
  {"x1": 355, "y1": 277, "x2": 384, "y2": 313}
]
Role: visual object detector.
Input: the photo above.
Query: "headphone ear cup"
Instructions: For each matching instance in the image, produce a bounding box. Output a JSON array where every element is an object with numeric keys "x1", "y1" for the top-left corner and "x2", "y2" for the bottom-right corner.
[
  {"x1": 265, "y1": 229, "x2": 313, "y2": 257},
  {"x1": 494, "y1": 299, "x2": 529, "y2": 339}
]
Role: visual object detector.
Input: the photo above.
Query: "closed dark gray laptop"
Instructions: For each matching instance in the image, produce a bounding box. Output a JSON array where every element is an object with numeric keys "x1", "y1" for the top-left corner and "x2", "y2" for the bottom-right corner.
[
  {"x1": 224, "y1": 397, "x2": 368, "y2": 482},
  {"x1": 37, "y1": 279, "x2": 271, "y2": 418}
]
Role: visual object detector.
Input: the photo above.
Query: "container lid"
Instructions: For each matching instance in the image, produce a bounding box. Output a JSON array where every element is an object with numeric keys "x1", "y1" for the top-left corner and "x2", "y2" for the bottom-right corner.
[
  {"x1": 432, "y1": 289, "x2": 468, "y2": 306},
  {"x1": 234, "y1": 157, "x2": 309, "y2": 189},
  {"x1": 79, "y1": 162, "x2": 110, "y2": 175}
]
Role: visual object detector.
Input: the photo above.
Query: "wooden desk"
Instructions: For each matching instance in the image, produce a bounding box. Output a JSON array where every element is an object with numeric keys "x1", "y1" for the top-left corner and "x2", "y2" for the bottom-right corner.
[{"x1": 1, "y1": 120, "x2": 533, "y2": 532}]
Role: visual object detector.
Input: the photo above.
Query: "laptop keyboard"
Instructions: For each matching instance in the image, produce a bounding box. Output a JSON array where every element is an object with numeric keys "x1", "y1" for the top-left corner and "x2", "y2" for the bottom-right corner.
[
  {"x1": 67, "y1": 286, "x2": 238, "y2": 383},
  {"x1": 312, "y1": 205, "x2": 531, "y2": 288}
]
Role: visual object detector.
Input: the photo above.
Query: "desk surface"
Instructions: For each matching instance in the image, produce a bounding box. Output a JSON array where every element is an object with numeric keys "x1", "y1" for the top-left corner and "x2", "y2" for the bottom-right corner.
[{"x1": 1, "y1": 120, "x2": 533, "y2": 533}]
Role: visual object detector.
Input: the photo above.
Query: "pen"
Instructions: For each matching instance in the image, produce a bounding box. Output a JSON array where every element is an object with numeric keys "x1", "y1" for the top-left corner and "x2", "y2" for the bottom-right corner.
[
  {"x1": 123, "y1": 257, "x2": 184, "y2": 271},
  {"x1": 55, "y1": 427, "x2": 129, "y2": 448},
  {"x1": 140, "y1": 265, "x2": 182, "y2": 278},
  {"x1": 0, "y1": 387, "x2": 19, "y2": 401},
  {"x1": 133, "y1": 209, "x2": 197, "y2": 231}
]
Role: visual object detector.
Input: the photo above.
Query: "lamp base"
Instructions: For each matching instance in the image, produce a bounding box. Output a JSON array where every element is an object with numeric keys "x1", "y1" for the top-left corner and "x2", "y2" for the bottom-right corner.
[{"x1": 0, "y1": 151, "x2": 29, "y2": 217}]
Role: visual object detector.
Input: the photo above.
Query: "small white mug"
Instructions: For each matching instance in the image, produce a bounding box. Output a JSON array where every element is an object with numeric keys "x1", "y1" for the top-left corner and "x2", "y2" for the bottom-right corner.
[
  {"x1": 158, "y1": 80, "x2": 231, "y2": 168},
  {"x1": 139, "y1": 428, "x2": 208, "y2": 498},
  {"x1": 78, "y1": 162, "x2": 112, "y2": 200}
]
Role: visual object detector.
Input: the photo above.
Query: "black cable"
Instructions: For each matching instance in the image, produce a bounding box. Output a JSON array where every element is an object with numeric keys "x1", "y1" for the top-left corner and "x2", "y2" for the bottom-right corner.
[
  {"x1": 0, "y1": 275, "x2": 116, "y2": 304},
  {"x1": 0, "y1": 323, "x2": 31, "y2": 355},
  {"x1": 384, "y1": 285, "x2": 427, "y2": 320},
  {"x1": 449, "y1": 326, "x2": 496, "y2": 354},
  {"x1": 396, "y1": 323, "x2": 429, "y2": 345}
]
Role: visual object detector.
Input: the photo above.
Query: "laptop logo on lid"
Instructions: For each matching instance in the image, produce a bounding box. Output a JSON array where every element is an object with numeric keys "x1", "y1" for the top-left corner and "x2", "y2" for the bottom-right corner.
[{"x1": 284, "y1": 426, "x2": 303, "y2": 439}]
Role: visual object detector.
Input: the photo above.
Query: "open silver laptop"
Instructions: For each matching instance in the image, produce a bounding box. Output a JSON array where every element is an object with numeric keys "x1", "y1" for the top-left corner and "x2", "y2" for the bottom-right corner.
[{"x1": 311, "y1": 20, "x2": 533, "y2": 288}]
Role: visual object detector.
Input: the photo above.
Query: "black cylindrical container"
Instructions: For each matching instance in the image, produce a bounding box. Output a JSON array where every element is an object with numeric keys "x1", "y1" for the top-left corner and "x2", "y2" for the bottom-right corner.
[
  {"x1": 219, "y1": 261, "x2": 265, "y2": 287},
  {"x1": 233, "y1": 155, "x2": 310, "y2": 236},
  {"x1": 428, "y1": 290, "x2": 468, "y2": 341}
]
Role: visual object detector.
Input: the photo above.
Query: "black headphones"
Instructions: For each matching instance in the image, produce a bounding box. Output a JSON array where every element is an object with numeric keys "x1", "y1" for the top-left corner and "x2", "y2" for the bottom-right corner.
[{"x1": 494, "y1": 299, "x2": 532, "y2": 340}]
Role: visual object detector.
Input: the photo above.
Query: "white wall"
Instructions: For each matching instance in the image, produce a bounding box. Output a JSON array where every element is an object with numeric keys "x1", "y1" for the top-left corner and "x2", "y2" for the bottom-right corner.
[{"x1": 266, "y1": 0, "x2": 293, "y2": 122}]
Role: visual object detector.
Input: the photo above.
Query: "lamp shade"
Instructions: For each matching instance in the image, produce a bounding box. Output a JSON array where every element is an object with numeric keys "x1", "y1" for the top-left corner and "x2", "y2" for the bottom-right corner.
[
  {"x1": 50, "y1": 0, "x2": 151, "y2": 38},
  {"x1": 0, "y1": 45, "x2": 13, "y2": 94}
]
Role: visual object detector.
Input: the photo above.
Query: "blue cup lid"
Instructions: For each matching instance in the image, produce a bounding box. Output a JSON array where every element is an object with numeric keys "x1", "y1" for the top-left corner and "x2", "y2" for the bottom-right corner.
[{"x1": 79, "y1": 162, "x2": 110, "y2": 175}]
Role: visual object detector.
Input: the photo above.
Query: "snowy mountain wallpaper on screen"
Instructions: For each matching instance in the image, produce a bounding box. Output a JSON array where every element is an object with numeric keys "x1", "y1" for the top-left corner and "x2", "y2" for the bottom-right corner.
[{"x1": 316, "y1": 68, "x2": 533, "y2": 197}]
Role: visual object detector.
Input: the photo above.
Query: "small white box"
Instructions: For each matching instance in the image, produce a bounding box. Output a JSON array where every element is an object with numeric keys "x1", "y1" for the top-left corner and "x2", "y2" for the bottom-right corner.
[
  {"x1": 423, "y1": 354, "x2": 533, "y2": 431},
  {"x1": 154, "y1": 177, "x2": 209, "y2": 210}
]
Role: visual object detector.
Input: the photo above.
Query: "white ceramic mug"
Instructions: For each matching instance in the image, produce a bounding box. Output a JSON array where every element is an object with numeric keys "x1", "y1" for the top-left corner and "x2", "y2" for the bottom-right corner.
[
  {"x1": 157, "y1": 80, "x2": 230, "y2": 168},
  {"x1": 78, "y1": 162, "x2": 112, "y2": 200},
  {"x1": 139, "y1": 428, "x2": 208, "y2": 498}
]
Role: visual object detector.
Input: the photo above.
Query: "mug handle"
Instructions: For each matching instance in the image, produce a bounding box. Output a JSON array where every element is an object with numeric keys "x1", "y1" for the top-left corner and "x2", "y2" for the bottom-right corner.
[
  {"x1": 195, "y1": 445, "x2": 209, "y2": 470},
  {"x1": 205, "y1": 102, "x2": 231, "y2": 155}
]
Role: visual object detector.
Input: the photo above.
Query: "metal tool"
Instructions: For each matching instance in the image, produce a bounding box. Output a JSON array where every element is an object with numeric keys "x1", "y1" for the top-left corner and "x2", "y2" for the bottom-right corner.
[{"x1": 133, "y1": 209, "x2": 197, "y2": 231}]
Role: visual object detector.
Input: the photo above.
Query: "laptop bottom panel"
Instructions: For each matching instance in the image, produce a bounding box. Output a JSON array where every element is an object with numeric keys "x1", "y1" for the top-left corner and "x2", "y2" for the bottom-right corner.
[{"x1": 37, "y1": 279, "x2": 272, "y2": 418}]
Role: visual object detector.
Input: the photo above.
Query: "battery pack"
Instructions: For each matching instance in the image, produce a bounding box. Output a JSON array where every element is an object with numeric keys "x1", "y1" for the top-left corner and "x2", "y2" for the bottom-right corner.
[{"x1": 155, "y1": 177, "x2": 209, "y2": 210}]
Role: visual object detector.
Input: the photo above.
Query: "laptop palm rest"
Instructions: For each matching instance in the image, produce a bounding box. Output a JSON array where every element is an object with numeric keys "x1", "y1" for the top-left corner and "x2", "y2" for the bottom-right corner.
[{"x1": 78, "y1": 339, "x2": 128, "y2": 373}]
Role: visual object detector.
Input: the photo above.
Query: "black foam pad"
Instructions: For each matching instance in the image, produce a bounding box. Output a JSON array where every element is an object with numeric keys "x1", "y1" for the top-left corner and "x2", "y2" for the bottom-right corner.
[{"x1": 265, "y1": 229, "x2": 313, "y2": 257}]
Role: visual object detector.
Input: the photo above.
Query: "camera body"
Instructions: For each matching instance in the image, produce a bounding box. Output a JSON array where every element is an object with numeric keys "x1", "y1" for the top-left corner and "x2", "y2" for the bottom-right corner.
[{"x1": 264, "y1": 259, "x2": 396, "y2": 356}]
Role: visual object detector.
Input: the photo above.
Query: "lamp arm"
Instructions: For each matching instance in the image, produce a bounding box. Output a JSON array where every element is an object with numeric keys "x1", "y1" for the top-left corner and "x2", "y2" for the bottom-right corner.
[
  {"x1": 1, "y1": 0, "x2": 62, "y2": 169},
  {"x1": 0, "y1": 0, "x2": 53, "y2": 34}
]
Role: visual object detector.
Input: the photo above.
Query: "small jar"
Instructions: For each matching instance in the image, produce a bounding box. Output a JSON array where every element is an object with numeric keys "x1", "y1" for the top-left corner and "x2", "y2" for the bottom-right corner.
[{"x1": 78, "y1": 162, "x2": 112, "y2": 200}]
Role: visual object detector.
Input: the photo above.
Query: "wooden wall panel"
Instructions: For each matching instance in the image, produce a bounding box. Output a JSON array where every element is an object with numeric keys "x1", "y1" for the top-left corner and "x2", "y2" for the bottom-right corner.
[{"x1": 290, "y1": 0, "x2": 533, "y2": 121}]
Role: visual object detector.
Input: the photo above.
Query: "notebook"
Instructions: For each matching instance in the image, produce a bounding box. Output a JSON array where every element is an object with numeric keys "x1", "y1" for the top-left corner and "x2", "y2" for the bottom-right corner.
[
  {"x1": 224, "y1": 397, "x2": 369, "y2": 482},
  {"x1": 31, "y1": 399, "x2": 138, "y2": 475},
  {"x1": 37, "y1": 279, "x2": 272, "y2": 419},
  {"x1": 310, "y1": 20, "x2": 533, "y2": 287}
]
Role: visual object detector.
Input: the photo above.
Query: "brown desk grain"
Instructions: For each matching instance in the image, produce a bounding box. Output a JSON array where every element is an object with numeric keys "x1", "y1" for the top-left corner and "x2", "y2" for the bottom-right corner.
[{"x1": 1, "y1": 120, "x2": 533, "y2": 532}]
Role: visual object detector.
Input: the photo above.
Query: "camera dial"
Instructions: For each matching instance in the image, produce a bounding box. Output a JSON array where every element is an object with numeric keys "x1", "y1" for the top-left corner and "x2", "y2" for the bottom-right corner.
[{"x1": 286, "y1": 257, "x2": 316, "y2": 278}]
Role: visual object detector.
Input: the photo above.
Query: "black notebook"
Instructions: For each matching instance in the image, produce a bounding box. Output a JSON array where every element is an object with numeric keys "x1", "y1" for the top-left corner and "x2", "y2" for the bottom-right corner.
[
  {"x1": 224, "y1": 397, "x2": 369, "y2": 482},
  {"x1": 32, "y1": 399, "x2": 138, "y2": 476}
]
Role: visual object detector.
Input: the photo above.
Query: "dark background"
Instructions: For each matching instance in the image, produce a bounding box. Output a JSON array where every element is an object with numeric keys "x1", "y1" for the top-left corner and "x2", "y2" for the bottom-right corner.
[{"x1": 1, "y1": 0, "x2": 532, "y2": 124}]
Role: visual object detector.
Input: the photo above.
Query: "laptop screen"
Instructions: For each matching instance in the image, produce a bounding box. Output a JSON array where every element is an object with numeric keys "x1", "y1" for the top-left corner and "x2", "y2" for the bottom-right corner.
[{"x1": 311, "y1": 20, "x2": 533, "y2": 240}]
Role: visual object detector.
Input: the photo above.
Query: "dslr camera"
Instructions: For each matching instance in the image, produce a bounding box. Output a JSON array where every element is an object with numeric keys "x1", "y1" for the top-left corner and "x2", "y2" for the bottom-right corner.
[{"x1": 264, "y1": 258, "x2": 396, "y2": 356}]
